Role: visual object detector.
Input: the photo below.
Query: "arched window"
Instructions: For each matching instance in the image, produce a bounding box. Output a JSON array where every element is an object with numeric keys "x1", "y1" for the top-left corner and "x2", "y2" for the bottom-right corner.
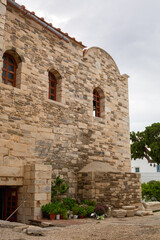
[
  {"x1": 49, "y1": 72, "x2": 57, "y2": 100},
  {"x1": 2, "y1": 53, "x2": 17, "y2": 87},
  {"x1": 93, "y1": 89, "x2": 101, "y2": 117}
]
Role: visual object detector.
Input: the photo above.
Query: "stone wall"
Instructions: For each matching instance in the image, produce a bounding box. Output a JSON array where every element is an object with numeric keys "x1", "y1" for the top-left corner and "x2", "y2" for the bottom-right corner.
[
  {"x1": 0, "y1": 0, "x2": 7, "y2": 77},
  {"x1": 0, "y1": 2, "x2": 131, "y2": 182},
  {"x1": 77, "y1": 171, "x2": 142, "y2": 208},
  {"x1": 0, "y1": 0, "x2": 137, "y2": 222}
]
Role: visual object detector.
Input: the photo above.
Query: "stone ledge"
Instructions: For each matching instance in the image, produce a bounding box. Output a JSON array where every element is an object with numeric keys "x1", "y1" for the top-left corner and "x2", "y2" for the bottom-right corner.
[{"x1": 46, "y1": 98, "x2": 69, "y2": 108}]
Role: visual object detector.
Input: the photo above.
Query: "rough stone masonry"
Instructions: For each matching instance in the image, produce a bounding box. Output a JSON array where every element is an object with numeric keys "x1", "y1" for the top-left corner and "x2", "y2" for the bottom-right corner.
[{"x1": 0, "y1": 0, "x2": 141, "y2": 223}]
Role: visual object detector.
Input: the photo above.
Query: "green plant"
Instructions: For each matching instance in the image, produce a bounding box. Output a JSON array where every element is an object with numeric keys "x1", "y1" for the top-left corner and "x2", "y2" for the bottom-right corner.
[
  {"x1": 52, "y1": 202, "x2": 62, "y2": 215},
  {"x1": 72, "y1": 205, "x2": 79, "y2": 215},
  {"x1": 83, "y1": 199, "x2": 96, "y2": 206},
  {"x1": 51, "y1": 176, "x2": 69, "y2": 201},
  {"x1": 142, "y1": 181, "x2": 160, "y2": 201},
  {"x1": 86, "y1": 206, "x2": 94, "y2": 216},
  {"x1": 48, "y1": 203, "x2": 58, "y2": 214},
  {"x1": 41, "y1": 203, "x2": 52, "y2": 218},
  {"x1": 62, "y1": 197, "x2": 77, "y2": 210},
  {"x1": 60, "y1": 206, "x2": 68, "y2": 219},
  {"x1": 78, "y1": 207, "x2": 87, "y2": 217}
]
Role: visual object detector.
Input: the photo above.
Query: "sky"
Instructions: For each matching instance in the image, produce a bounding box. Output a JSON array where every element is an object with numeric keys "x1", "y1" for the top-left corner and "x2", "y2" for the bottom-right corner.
[{"x1": 16, "y1": 0, "x2": 160, "y2": 132}]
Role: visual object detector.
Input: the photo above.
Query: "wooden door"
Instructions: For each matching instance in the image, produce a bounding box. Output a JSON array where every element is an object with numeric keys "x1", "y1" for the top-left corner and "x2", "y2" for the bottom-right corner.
[{"x1": 4, "y1": 188, "x2": 18, "y2": 222}]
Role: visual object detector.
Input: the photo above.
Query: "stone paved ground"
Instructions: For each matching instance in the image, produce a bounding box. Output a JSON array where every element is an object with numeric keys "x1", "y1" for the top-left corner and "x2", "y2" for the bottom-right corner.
[{"x1": 1, "y1": 212, "x2": 160, "y2": 240}]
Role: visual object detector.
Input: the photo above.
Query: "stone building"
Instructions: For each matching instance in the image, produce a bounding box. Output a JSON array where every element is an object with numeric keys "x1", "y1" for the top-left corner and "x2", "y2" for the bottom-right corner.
[{"x1": 0, "y1": 0, "x2": 141, "y2": 223}]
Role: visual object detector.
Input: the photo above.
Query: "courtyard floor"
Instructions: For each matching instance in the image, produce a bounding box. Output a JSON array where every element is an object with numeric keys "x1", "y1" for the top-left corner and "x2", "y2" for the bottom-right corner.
[{"x1": 1, "y1": 212, "x2": 160, "y2": 240}]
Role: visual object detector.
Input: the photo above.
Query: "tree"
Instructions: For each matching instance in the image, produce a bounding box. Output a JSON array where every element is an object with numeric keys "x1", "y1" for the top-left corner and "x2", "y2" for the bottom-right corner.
[
  {"x1": 142, "y1": 181, "x2": 160, "y2": 201},
  {"x1": 130, "y1": 122, "x2": 160, "y2": 164}
]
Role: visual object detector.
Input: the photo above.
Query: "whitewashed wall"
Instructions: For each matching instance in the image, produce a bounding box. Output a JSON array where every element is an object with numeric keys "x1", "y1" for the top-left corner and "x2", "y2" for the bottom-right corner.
[
  {"x1": 140, "y1": 173, "x2": 160, "y2": 183},
  {"x1": 131, "y1": 158, "x2": 157, "y2": 173}
]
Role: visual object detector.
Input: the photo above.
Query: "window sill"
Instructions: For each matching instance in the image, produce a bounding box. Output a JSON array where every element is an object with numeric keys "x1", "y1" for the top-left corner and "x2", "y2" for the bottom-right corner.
[
  {"x1": 46, "y1": 99, "x2": 68, "y2": 109},
  {"x1": 92, "y1": 116, "x2": 105, "y2": 125},
  {"x1": 0, "y1": 82, "x2": 22, "y2": 92}
]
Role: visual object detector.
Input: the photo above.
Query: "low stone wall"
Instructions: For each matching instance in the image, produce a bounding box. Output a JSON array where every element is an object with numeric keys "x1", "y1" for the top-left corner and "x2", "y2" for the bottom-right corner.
[{"x1": 77, "y1": 171, "x2": 142, "y2": 208}]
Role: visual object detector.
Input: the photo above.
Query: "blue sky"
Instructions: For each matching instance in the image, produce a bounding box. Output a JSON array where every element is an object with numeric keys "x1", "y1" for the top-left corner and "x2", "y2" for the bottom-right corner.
[{"x1": 16, "y1": 0, "x2": 160, "y2": 132}]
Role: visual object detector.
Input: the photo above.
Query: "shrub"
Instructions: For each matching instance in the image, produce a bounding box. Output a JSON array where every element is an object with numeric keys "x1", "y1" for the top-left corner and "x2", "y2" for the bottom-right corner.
[
  {"x1": 142, "y1": 181, "x2": 160, "y2": 201},
  {"x1": 94, "y1": 204, "x2": 105, "y2": 216},
  {"x1": 62, "y1": 197, "x2": 77, "y2": 210},
  {"x1": 51, "y1": 176, "x2": 69, "y2": 201},
  {"x1": 83, "y1": 200, "x2": 96, "y2": 206}
]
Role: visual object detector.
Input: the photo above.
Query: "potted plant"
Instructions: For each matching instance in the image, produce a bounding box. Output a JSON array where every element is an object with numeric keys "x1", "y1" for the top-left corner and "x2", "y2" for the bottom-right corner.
[
  {"x1": 60, "y1": 206, "x2": 68, "y2": 220},
  {"x1": 49, "y1": 203, "x2": 58, "y2": 220},
  {"x1": 94, "y1": 204, "x2": 106, "y2": 220},
  {"x1": 72, "y1": 205, "x2": 79, "y2": 219},
  {"x1": 78, "y1": 206, "x2": 87, "y2": 219},
  {"x1": 54, "y1": 206, "x2": 61, "y2": 220},
  {"x1": 41, "y1": 203, "x2": 51, "y2": 219},
  {"x1": 86, "y1": 206, "x2": 94, "y2": 217},
  {"x1": 67, "y1": 210, "x2": 72, "y2": 219}
]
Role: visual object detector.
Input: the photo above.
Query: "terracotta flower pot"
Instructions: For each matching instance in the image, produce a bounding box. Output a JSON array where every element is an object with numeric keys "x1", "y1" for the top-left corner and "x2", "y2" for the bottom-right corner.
[{"x1": 50, "y1": 213, "x2": 56, "y2": 220}]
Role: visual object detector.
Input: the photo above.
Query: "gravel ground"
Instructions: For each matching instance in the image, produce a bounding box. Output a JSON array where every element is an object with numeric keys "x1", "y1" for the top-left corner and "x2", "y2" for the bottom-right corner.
[{"x1": 1, "y1": 212, "x2": 160, "y2": 240}]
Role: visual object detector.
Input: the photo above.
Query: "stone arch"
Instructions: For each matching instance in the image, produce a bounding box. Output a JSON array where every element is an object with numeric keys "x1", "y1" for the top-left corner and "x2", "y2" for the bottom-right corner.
[
  {"x1": 3, "y1": 47, "x2": 25, "y2": 63},
  {"x1": 2, "y1": 48, "x2": 23, "y2": 88},
  {"x1": 83, "y1": 47, "x2": 120, "y2": 74},
  {"x1": 47, "y1": 68, "x2": 62, "y2": 102}
]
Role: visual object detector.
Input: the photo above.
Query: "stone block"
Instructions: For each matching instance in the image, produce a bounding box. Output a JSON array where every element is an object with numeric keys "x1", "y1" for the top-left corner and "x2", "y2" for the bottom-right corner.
[
  {"x1": 143, "y1": 202, "x2": 160, "y2": 211},
  {"x1": 34, "y1": 193, "x2": 47, "y2": 201},
  {"x1": 26, "y1": 226, "x2": 46, "y2": 236},
  {"x1": 0, "y1": 3, "x2": 6, "y2": 15},
  {"x1": 122, "y1": 205, "x2": 135, "y2": 210},
  {"x1": 41, "y1": 222, "x2": 54, "y2": 227},
  {"x1": 112, "y1": 209, "x2": 127, "y2": 218},
  {"x1": 126, "y1": 210, "x2": 135, "y2": 217},
  {"x1": 13, "y1": 225, "x2": 28, "y2": 232}
]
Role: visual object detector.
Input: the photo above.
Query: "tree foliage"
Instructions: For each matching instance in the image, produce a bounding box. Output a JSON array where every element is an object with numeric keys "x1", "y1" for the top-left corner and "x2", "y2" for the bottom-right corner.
[
  {"x1": 130, "y1": 122, "x2": 160, "y2": 164},
  {"x1": 142, "y1": 181, "x2": 160, "y2": 201}
]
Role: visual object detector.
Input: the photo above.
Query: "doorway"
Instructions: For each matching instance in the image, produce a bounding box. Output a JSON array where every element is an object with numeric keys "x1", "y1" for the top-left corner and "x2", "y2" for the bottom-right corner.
[{"x1": 0, "y1": 187, "x2": 18, "y2": 222}]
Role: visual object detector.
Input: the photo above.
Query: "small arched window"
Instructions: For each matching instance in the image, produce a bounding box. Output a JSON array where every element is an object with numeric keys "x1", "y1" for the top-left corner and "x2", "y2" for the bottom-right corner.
[
  {"x1": 2, "y1": 53, "x2": 17, "y2": 87},
  {"x1": 93, "y1": 89, "x2": 101, "y2": 117},
  {"x1": 49, "y1": 72, "x2": 57, "y2": 101}
]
